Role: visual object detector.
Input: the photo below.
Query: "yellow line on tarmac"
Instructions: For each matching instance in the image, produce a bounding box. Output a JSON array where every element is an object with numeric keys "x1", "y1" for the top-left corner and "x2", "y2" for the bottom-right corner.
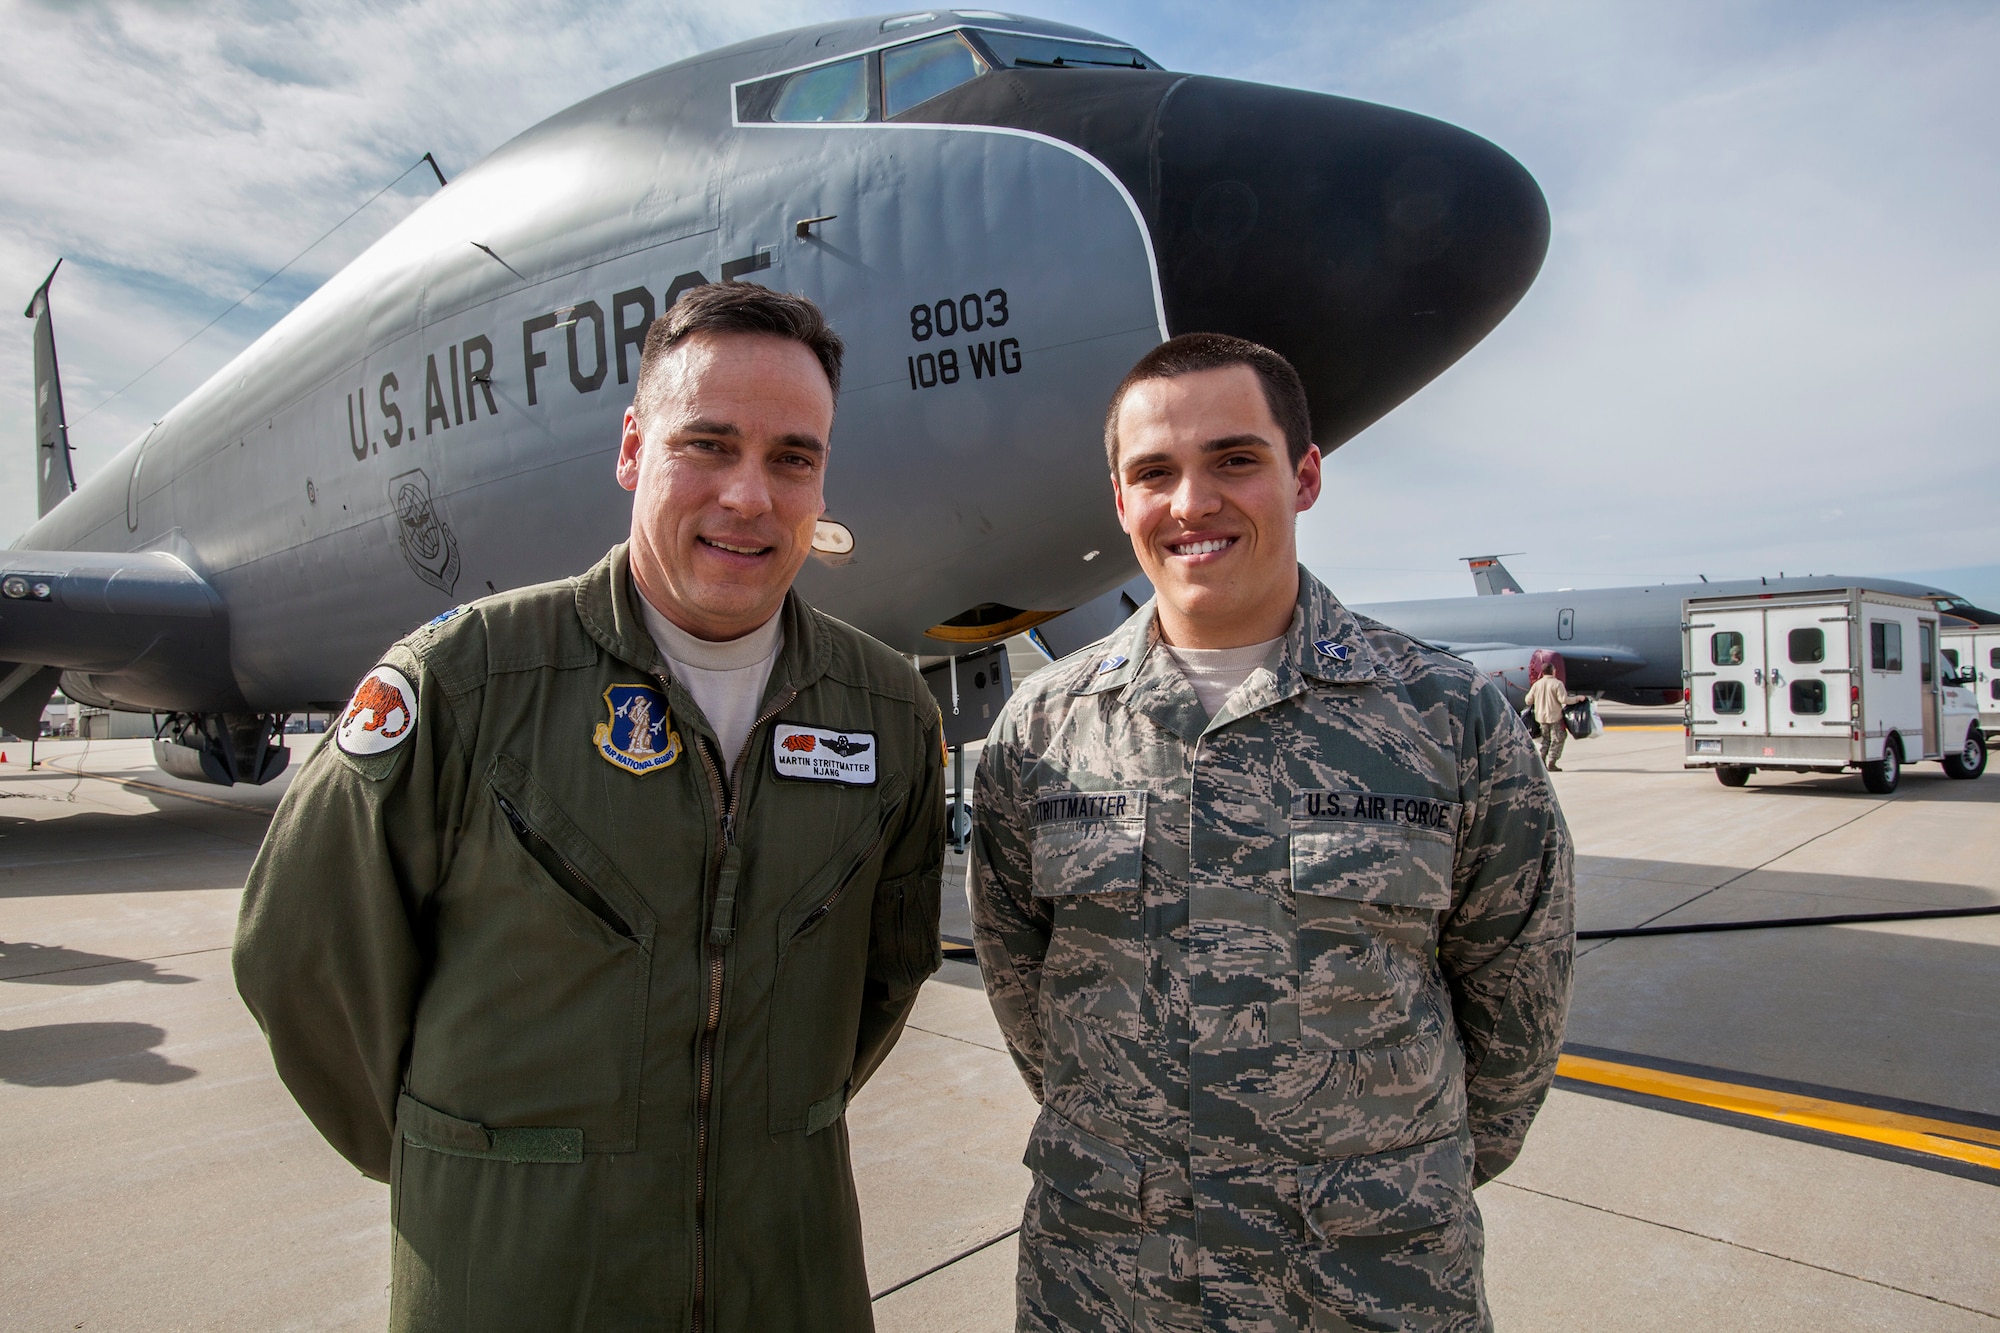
[{"x1": 1556, "y1": 1054, "x2": 2000, "y2": 1171}]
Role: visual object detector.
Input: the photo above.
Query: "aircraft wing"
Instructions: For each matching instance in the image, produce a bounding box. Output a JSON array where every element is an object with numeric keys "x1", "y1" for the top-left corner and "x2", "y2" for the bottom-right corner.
[{"x1": 0, "y1": 549, "x2": 232, "y2": 731}]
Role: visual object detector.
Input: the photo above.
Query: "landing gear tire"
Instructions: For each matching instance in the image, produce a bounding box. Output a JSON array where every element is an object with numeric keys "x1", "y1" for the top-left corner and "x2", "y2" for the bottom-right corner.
[
  {"x1": 1942, "y1": 728, "x2": 1987, "y2": 780},
  {"x1": 1715, "y1": 765, "x2": 1753, "y2": 788},
  {"x1": 1861, "y1": 735, "x2": 1902, "y2": 794}
]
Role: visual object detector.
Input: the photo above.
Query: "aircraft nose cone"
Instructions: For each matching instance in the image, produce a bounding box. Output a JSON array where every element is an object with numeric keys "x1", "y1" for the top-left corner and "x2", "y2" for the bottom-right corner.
[
  {"x1": 908, "y1": 69, "x2": 1549, "y2": 450},
  {"x1": 1148, "y1": 77, "x2": 1549, "y2": 450}
]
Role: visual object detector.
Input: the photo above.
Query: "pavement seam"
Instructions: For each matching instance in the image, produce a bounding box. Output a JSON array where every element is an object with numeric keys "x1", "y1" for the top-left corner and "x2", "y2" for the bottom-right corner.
[
  {"x1": 1, "y1": 944, "x2": 230, "y2": 982},
  {"x1": 906, "y1": 1022, "x2": 1009, "y2": 1056},
  {"x1": 871, "y1": 1225, "x2": 1021, "y2": 1302},
  {"x1": 1486, "y1": 1180, "x2": 2000, "y2": 1321},
  {"x1": 1577, "y1": 795, "x2": 1902, "y2": 958}
]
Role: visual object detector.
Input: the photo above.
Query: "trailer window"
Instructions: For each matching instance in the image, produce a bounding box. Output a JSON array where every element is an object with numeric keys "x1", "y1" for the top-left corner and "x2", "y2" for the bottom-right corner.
[
  {"x1": 1710, "y1": 632, "x2": 1745, "y2": 666},
  {"x1": 883, "y1": 32, "x2": 989, "y2": 117},
  {"x1": 1789, "y1": 679, "x2": 1826, "y2": 715},
  {"x1": 1991, "y1": 647, "x2": 2000, "y2": 670},
  {"x1": 1869, "y1": 621, "x2": 1902, "y2": 672},
  {"x1": 1712, "y1": 680, "x2": 1746, "y2": 715},
  {"x1": 1787, "y1": 628, "x2": 1824, "y2": 664}
]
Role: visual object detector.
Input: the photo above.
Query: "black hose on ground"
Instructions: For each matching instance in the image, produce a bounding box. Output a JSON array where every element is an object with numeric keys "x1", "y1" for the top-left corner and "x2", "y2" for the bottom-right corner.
[{"x1": 1577, "y1": 903, "x2": 2000, "y2": 939}]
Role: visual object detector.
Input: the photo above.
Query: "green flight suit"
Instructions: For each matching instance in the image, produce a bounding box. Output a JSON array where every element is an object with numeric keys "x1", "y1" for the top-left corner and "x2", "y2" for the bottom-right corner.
[
  {"x1": 235, "y1": 544, "x2": 945, "y2": 1332},
  {"x1": 971, "y1": 569, "x2": 1574, "y2": 1332}
]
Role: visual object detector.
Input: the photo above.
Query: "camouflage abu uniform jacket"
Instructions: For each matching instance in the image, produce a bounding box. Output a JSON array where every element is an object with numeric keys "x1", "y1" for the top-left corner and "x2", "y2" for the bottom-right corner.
[{"x1": 970, "y1": 568, "x2": 1574, "y2": 1333}]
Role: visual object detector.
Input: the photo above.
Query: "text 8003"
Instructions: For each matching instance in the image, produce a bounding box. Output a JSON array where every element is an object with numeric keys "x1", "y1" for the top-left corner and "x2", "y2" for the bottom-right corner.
[{"x1": 910, "y1": 290, "x2": 1007, "y2": 341}]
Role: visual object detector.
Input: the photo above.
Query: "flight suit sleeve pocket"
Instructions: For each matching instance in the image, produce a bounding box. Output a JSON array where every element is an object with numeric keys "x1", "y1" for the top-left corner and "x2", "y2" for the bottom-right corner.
[
  {"x1": 398, "y1": 1092, "x2": 583, "y2": 1165},
  {"x1": 1030, "y1": 791, "x2": 1146, "y2": 898},
  {"x1": 1023, "y1": 1108, "x2": 1143, "y2": 1226},
  {"x1": 1299, "y1": 1134, "x2": 1470, "y2": 1241}
]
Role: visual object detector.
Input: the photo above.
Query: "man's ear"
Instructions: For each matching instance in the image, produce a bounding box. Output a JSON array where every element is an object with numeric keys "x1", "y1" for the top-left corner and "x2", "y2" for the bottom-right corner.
[
  {"x1": 1294, "y1": 444, "x2": 1324, "y2": 513},
  {"x1": 615, "y1": 409, "x2": 644, "y2": 493},
  {"x1": 1112, "y1": 473, "x2": 1132, "y2": 533}
]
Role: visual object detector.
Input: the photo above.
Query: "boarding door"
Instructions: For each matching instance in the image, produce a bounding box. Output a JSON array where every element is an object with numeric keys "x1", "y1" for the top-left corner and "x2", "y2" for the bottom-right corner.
[
  {"x1": 1763, "y1": 603, "x2": 1848, "y2": 743},
  {"x1": 1690, "y1": 607, "x2": 1768, "y2": 736},
  {"x1": 1919, "y1": 620, "x2": 1939, "y2": 756}
]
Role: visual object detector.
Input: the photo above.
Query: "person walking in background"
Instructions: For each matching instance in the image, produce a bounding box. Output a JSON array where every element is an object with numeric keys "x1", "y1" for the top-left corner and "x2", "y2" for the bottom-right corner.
[{"x1": 1526, "y1": 662, "x2": 1571, "y2": 771}]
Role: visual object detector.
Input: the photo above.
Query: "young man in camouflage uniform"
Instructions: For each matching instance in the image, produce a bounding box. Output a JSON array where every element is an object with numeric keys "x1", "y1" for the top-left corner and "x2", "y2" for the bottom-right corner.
[
  {"x1": 971, "y1": 334, "x2": 1574, "y2": 1332},
  {"x1": 236, "y1": 285, "x2": 945, "y2": 1331}
]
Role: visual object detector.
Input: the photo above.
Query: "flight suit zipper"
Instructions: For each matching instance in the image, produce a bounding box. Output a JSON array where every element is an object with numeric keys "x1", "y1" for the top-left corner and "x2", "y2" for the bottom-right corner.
[{"x1": 684, "y1": 673, "x2": 797, "y2": 1333}]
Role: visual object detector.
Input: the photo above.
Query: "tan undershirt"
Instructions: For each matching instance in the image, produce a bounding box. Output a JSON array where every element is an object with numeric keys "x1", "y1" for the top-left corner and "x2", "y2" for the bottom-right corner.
[
  {"x1": 639, "y1": 599, "x2": 784, "y2": 778},
  {"x1": 1164, "y1": 638, "x2": 1283, "y2": 721}
]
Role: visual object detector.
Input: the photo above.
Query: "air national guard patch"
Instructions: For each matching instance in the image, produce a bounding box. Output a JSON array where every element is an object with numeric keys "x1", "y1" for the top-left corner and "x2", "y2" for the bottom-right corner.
[
  {"x1": 773, "y1": 723, "x2": 877, "y2": 785},
  {"x1": 593, "y1": 684, "x2": 681, "y2": 774},
  {"x1": 338, "y1": 664, "x2": 417, "y2": 756}
]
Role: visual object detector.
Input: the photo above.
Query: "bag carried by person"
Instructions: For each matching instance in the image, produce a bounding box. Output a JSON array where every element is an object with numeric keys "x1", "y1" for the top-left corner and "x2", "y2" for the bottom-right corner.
[
  {"x1": 1563, "y1": 698, "x2": 1596, "y2": 740},
  {"x1": 1521, "y1": 706, "x2": 1542, "y2": 739}
]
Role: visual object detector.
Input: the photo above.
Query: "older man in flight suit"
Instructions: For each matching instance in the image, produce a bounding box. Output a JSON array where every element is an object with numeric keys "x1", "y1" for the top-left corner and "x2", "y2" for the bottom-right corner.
[
  {"x1": 235, "y1": 284, "x2": 945, "y2": 1332},
  {"x1": 971, "y1": 334, "x2": 1574, "y2": 1332}
]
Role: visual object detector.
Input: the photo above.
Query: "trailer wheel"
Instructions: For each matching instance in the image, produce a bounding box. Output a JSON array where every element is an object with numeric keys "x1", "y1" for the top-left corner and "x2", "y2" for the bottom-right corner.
[
  {"x1": 1715, "y1": 765, "x2": 1753, "y2": 787},
  {"x1": 1942, "y1": 727, "x2": 1986, "y2": 780},
  {"x1": 1861, "y1": 735, "x2": 1902, "y2": 794}
]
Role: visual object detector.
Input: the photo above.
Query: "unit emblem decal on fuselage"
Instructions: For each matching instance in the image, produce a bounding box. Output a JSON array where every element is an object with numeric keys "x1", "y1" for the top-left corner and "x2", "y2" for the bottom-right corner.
[{"x1": 390, "y1": 467, "x2": 461, "y2": 595}]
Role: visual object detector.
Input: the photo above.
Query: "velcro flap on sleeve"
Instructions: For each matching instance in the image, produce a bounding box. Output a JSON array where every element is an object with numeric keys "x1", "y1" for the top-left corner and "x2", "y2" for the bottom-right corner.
[
  {"x1": 1022, "y1": 1107, "x2": 1143, "y2": 1225},
  {"x1": 1299, "y1": 1134, "x2": 1470, "y2": 1241}
]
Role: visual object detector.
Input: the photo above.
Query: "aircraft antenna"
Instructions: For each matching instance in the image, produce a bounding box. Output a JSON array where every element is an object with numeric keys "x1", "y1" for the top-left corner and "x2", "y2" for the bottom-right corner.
[{"x1": 70, "y1": 153, "x2": 450, "y2": 429}]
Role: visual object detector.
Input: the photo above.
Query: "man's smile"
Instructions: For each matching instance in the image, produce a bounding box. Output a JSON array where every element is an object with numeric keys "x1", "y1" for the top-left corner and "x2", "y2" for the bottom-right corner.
[
  {"x1": 698, "y1": 536, "x2": 773, "y2": 557},
  {"x1": 1166, "y1": 535, "x2": 1238, "y2": 560}
]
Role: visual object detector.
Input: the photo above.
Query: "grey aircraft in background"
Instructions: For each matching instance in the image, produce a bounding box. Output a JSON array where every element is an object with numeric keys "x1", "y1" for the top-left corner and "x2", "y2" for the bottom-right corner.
[
  {"x1": 1030, "y1": 554, "x2": 1997, "y2": 710},
  {"x1": 4, "y1": 10, "x2": 1550, "y2": 785}
]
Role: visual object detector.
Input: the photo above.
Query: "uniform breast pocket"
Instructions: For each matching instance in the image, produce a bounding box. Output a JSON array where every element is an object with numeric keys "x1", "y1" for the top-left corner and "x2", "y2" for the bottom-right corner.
[
  {"x1": 1031, "y1": 790, "x2": 1147, "y2": 1042},
  {"x1": 1290, "y1": 793, "x2": 1457, "y2": 1052}
]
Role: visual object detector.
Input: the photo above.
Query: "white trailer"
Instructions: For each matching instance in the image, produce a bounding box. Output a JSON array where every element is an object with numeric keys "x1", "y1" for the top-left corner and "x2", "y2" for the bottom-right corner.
[
  {"x1": 1941, "y1": 624, "x2": 2000, "y2": 744},
  {"x1": 1683, "y1": 588, "x2": 1986, "y2": 792}
]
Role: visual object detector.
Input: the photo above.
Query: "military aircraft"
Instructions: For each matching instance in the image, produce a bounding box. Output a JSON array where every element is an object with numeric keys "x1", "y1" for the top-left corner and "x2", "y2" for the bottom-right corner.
[
  {"x1": 1359, "y1": 555, "x2": 1997, "y2": 707},
  {"x1": 1028, "y1": 554, "x2": 1997, "y2": 711},
  {"x1": 2, "y1": 10, "x2": 1549, "y2": 785}
]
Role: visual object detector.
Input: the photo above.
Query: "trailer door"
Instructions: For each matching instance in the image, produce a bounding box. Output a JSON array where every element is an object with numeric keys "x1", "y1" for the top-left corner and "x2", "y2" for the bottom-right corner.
[
  {"x1": 1690, "y1": 606, "x2": 1768, "y2": 736},
  {"x1": 1918, "y1": 619, "x2": 1939, "y2": 756},
  {"x1": 1764, "y1": 601, "x2": 1849, "y2": 742}
]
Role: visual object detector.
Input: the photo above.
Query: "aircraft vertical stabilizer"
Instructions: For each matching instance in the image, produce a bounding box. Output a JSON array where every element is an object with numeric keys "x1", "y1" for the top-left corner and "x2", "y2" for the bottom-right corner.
[
  {"x1": 24, "y1": 261, "x2": 77, "y2": 518},
  {"x1": 1462, "y1": 554, "x2": 1525, "y2": 596}
]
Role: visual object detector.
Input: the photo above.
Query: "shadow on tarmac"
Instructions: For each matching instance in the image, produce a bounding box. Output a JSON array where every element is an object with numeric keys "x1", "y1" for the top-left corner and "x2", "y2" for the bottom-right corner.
[
  {"x1": 0, "y1": 1021, "x2": 198, "y2": 1086},
  {"x1": 0, "y1": 939, "x2": 200, "y2": 985}
]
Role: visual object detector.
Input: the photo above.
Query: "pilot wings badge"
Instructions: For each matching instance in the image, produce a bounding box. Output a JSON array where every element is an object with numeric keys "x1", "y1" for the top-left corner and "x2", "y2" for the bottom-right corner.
[{"x1": 593, "y1": 684, "x2": 682, "y2": 774}]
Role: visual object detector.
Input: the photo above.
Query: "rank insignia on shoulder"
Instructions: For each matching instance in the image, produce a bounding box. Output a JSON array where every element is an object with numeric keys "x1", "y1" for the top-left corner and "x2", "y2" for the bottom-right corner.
[
  {"x1": 426, "y1": 604, "x2": 467, "y2": 628},
  {"x1": 1314, "y1": 639, "x2": 1350, "y2": 662},
  {"x1": 594, "y1": 684, "x2": 681, "y2": 774},
  {"x1": 1097, "y1": 654, "x2": 1128, "y2": 674},
  {"x1": 338, "y1": 664, "x2": 417, "y2": 756},
  {"x1": 773, "y1": 723, "x2": 877, "y2": 785}
]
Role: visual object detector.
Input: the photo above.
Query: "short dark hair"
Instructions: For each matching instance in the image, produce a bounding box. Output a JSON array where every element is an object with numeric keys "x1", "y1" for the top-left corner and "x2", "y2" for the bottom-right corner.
[
  {"x1": 633, "y1": 282, "x2": 844, "y2": 424},
  {"x1": 1103, "y1": 333, "x2": 1312, "y2": 471}
]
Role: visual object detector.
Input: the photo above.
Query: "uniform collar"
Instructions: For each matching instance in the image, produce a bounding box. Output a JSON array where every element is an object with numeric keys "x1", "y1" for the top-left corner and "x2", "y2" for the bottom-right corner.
[
  {"x1": 575, "y1": 544, "x2": 829, "y2": 695},
  {"x1": 1071, "y1": 566, "x2": 1380, "y2": 737}
]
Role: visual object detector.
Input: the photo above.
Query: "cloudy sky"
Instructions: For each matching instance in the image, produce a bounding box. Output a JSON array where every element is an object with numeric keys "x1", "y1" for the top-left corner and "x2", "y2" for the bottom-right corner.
[{"x1": 4, "y1": 0, "x2": 1996, "y2": 605}]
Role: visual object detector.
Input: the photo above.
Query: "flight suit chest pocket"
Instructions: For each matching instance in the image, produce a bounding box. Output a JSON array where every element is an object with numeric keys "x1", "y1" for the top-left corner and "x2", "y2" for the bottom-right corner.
[
  {"x1": 1031, "y1": 790, "x2": 1147, "y2": 1041},
  {"x1": 1290, "y1": 791, "x2": 1458, "y2": 1052}
]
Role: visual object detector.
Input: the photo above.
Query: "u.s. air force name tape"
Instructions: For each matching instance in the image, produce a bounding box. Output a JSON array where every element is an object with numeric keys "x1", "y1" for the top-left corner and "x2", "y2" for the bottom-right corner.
[
  {"x1": 772, "y1": 723, "x2": 876, "y2": 785},
  {"x1": 338, "y1": 664, "x2": 417, "y2": 756}
]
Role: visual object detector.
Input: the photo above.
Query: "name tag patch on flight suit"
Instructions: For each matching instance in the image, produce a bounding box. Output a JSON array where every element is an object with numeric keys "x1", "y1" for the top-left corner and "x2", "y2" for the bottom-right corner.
[
  {"x1": 773, "y1": 724, "x2": 877, "y2": 785},
  {"x1": 337, "y1": 664, "x2": 417, "y2": 756},
  {"x1": 594, "y1": 684, "x2": 682, "y2": 774}
]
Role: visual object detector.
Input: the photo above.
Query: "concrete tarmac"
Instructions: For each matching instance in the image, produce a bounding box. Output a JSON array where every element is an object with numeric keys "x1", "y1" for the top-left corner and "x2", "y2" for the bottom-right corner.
[{"x1": 2, "y1": 721, "x2": 1995, "y2": 1330}]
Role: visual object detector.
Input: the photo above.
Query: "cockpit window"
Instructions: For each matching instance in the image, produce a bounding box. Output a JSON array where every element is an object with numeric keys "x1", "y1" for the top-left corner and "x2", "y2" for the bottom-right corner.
[
  {"x1": 769, "y1": 56, "x2": 869, "y2": 122},
  {"x1": 883, "y1": 32, "x2": 989, "y2": 117},
  {"x1": 971, "y1": 29, "x2": 1156, "y2": 70}
]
